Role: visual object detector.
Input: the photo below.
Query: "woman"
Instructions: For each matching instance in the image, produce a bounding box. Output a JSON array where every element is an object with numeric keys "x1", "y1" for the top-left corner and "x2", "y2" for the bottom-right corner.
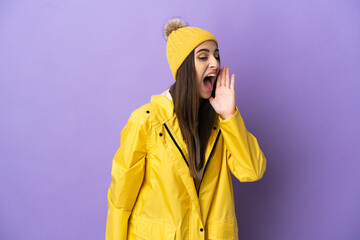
[{"x1": 106, "y1": 18, "x2": 266, "y2": 240}]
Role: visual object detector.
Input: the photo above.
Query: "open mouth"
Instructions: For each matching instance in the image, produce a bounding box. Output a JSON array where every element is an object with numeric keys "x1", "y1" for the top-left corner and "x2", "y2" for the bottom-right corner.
[{"x1": 203, "y1": 73, "x2": 217, "y2": 90}]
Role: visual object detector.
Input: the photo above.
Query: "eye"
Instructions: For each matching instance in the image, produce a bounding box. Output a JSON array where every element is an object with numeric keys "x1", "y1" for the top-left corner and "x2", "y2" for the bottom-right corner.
[{"x1": 199, "y1": 57, "x2": 208, "y2": 60}]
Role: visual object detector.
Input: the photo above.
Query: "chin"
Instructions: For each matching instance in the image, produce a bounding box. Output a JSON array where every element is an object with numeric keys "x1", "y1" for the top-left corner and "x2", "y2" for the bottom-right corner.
[{"x1": 200, "y1": 93, "x2": 212, "y2": 99}]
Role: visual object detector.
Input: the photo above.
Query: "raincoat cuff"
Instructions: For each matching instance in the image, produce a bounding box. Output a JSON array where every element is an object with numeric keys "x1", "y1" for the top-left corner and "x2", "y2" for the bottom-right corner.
[{"x1": 218, "y1": 107, "x2": 239, "y2": 122}]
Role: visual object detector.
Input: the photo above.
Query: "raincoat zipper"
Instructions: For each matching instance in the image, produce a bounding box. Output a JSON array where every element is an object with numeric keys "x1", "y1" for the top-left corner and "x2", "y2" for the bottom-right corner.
[{"x1": 163, "y1": 123, "x2": 221, "y2": 196}]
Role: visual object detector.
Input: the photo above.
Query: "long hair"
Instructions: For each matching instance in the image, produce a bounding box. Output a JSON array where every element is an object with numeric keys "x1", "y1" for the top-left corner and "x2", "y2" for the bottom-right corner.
[{"x1": 169, "y1": 50, "x2": 218, "y2": 179}]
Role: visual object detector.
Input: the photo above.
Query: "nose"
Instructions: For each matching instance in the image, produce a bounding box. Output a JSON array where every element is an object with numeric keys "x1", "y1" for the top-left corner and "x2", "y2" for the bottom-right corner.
[{"x1": 209, "y1": 55, "x2": 219, "y2": 69}]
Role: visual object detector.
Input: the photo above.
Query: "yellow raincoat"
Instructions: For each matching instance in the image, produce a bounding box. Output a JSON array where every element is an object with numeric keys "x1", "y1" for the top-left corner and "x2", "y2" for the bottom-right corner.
[{"x1": 106, "y1": 94, "x2": 266, "y2": 239}]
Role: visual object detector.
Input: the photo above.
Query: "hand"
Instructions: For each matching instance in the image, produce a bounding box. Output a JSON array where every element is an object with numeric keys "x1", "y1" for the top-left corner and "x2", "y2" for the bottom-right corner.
[{"x1": 209, "y1": 66, "x2": 236, "y2": 120}]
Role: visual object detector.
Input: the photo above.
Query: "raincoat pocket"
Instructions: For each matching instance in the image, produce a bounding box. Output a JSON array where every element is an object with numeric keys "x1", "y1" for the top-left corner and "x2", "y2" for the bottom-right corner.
[
  {"x1": 128, "y1": 217, "x2": 175, "y2": 240},
  {"x1": 207, "y1": 218, "x2": 238, "y2": 240}
]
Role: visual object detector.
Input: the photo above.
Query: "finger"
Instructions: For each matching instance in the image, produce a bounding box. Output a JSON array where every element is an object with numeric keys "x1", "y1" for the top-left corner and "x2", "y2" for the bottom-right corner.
[
  {"x1": 216, "y1": 68, "x2": 224, "y2": 88},
  {"x1": 220, "y1": 66, "x2": 226, "y2": 87},
  {"x1": 231, "y1": 74, "x2": 235, "y2": 90},
  {"x1": 225, "y1": 67, "x2": 230, "y2": 88},
  {"x1": 216, "y1": 76, "x2": 221, "y2": 90}
]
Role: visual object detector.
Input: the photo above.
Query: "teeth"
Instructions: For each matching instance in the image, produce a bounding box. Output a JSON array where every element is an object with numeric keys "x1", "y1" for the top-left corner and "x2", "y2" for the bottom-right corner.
[{"x1": 206, "y1": 74, "x2": 216, "y2": 77}]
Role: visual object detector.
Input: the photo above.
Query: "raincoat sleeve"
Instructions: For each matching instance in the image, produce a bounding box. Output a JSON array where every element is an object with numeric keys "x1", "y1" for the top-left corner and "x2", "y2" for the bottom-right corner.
[
  {"x1": 219, "y1": 108, "x2": 266, "y2": 182},
  {"x1": 106, "y1": 111, "x2": 148, "y2": 240}
]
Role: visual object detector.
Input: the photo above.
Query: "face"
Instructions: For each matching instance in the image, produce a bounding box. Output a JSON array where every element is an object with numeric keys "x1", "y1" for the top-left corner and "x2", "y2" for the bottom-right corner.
[{"x1": 194, "y1": 40, "x2": 220, "y2": 99}]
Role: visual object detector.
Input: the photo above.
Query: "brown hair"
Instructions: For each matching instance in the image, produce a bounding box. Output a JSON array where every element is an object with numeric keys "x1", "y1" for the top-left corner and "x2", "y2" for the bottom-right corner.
[{"x1": 169, "y1": 50, "x2": 218, "y2": 179}]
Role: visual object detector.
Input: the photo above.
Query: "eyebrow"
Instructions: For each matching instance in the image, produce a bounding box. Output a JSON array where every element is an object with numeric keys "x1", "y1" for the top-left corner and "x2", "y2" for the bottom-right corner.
[{"x1": 195, "y1": 48, "x2": 219, "y2": 54}]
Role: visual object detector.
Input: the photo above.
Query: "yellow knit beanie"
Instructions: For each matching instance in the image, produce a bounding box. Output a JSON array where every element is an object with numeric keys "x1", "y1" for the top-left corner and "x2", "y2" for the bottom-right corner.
[{"x1": 164, "y1": 18, "x2": 218, "y2": 80}]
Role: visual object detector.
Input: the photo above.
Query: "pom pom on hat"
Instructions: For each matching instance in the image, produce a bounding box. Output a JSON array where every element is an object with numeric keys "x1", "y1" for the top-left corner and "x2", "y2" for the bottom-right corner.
[
  {"x1": 164, "y1": 18, "x2": 218, "y2": 80},
  {"x1": 164, "y1": 18, "x2": 188, "y2": 40}
]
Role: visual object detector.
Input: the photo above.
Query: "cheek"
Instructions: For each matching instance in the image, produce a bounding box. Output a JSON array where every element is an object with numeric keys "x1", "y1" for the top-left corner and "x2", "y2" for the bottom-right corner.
[
  {"x1": 196, "y1": 73, "x2": 203, "y2": 86},
  {"x1": 194, "y1": 62, "x2": 205, "y2": 82},
  {"x1": 194, "y1": 65, "x2": 201, "y2": 83}
]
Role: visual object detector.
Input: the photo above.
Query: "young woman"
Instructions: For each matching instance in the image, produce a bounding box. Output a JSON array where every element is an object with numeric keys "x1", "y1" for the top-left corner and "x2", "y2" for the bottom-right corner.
[{"x1": 106, "y1": 18, "x2": 266, "y2": 240}]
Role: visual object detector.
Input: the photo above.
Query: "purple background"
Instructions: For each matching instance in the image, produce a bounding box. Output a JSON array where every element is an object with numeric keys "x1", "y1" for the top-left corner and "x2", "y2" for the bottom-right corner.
[{"x1": 1, "y1": 0, "x2": 359, "y2": 239}]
